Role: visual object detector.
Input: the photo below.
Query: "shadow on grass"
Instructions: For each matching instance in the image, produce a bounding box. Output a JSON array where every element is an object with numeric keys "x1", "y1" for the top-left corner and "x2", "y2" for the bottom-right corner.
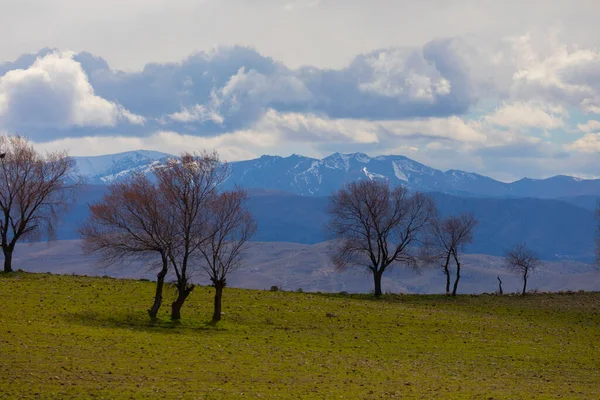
[{"x1": 62, "y1": 310, "x2": 226, "y2": 334}]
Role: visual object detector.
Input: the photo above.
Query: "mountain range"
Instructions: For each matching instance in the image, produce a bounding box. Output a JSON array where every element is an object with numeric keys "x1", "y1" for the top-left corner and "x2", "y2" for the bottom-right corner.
[
  {"x1": 14, "y1": 149, "x2": 586, "y2": 266},
  {"x1": 73, "y1": 150, "x2": 600, "y2": 199}
]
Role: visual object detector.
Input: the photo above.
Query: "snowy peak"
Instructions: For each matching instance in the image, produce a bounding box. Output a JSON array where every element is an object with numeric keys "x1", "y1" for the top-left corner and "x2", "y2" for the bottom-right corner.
[
  {"x1": 74, "y1": 150, "x2": 173, "y2": 184},
  {"x1": 71, "y1": 150, "x2": 600, "y2": 199},
  {"x1": 226, "y1": 152, "x2": 481, "y2": 196}
]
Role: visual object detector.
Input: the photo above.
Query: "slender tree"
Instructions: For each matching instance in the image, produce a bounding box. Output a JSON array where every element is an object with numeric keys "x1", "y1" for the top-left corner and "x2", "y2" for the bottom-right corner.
[
  {"x1": 505, "y1": 242, "x2": 542, "y2": 295},
  {"x1": 199, "y1": 189, "x2": 257, "y2": 322},
  {"x1": 80, "y1": 173, "x2": 175, "y2": 319},
  {"x1": 154, "y1": 152, "x2": 227, "y2": 320},
  {"x1": 429, "y1": 213, "x2": 477, "y2": 296},
  {"x1": 0, "y1": 135, "x2": 77, "y2": 272},
  {"x1": 327, "y1": 180, "x2": 436, "y2": 297}
]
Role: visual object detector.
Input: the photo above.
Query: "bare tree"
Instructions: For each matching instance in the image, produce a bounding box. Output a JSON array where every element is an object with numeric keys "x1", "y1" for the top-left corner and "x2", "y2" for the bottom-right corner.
[
  {"x1": 199, "y1": 189, "x2": 257, "y2": 322},
  {"x1": 505, "y1": 243, "x2": 542, "y2": 295},
  {"x1": 80, "y1": 173, "x2": 175, "y2": 319},
  {"x1": 154, "y1": 152, "x2": 227, "y2": 320},
  {"x1": 0, "y1": 135, "x2": 77, "y2": 273},
  {"x1": 429, "y1": 213, "x2": 477, "y2": 296},
  {"x1": 327, "y1": 180, "x2": 436, "y2": 297}
]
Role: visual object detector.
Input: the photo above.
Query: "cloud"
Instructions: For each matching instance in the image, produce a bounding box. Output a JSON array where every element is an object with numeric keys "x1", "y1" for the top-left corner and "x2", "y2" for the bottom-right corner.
[
  {"x1": 10, "y1": 34, "x2": 600, "y2": 139},
  {"x1": 507, "y1": 34, "x2": 600, "y2": 113},
  {"x1": 0, "y1": 51, "x2": 143, "y2": 139},
  {"x1": 568, "y1": 133, "x2": 600, "y2": 154},
  {"x1": 255, "y1": 109, "x2": 379, "y2": 144},
  {"x1": 356, "y1": 48, "x2": 452, "y2": 101},
  {"x1": 14, "y1": 43, "x2": 477, "y2": 136},
  {"x1": 577, "y1": 120, "x2": 600, "y2": 133},
  {"x1": 484, "y1": 101, "x2": 566, "y2": 131},
  {"x1": 168, "y1": 104, "x2": 224, "y2": 124}
]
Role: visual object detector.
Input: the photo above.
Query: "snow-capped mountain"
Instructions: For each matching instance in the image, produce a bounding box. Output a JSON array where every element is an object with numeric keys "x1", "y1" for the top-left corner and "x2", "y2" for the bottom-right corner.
[
  {"x1": 72, "y1": 150, "x2": 600, "y2": 198},
  {"x1": 223, "y1": 152, "x2": 509, "y2": 197},
  {"x1": 73, "y1": 150, "x2": 172, "y2": 184}
]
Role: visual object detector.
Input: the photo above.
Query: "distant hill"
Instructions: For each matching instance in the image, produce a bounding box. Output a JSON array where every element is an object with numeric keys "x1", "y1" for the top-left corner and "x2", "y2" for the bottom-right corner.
[
  {"x1": 54, "y1": 185, "x2": 596, "y2": 262},
  {"x1": 556, "y1": 195, "x2": 598, "y2": 212}
]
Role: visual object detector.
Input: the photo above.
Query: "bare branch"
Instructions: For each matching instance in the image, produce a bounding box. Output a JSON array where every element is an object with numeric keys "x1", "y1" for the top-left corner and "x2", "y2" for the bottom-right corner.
[
  {"x1": 426, "y1": 212, "x2": 478, "y2": 295},
  {"x1": 0, "y1": 134, "x2": 77, "y2": 272},
  {"x1": 505, "y1": 242, "x2": 542, "y2": 295},
  {"x1": 326, "y1": 180, "x2": 436, "y2": 297},
  {"x1": 197, "y1": 188, "x2": 257, "y2": 322}
]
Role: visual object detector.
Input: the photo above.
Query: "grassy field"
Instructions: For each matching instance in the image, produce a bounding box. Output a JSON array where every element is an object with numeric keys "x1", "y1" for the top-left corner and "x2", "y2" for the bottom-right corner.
[{"x1": 0, "y1": 272, "x2": 599, "y2": 399}]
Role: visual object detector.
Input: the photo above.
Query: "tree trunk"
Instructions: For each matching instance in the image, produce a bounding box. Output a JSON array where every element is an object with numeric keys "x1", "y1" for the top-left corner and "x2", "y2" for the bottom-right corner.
[
  {"x1": 522, "y1": 274, "x2": 528, "y2": 296},
  {"x1": 497, "y1": 275, "x2": 503, "y2": 295},
  {"x1": 373, "y1": 270, "x2": 383, "y2": 297},
  {"x1": 147, "y1": 264, "x2": 168, "y2": 319},
  {"x1": 212, "y1": 281, "x2": 225, "y2": 322},
  {"x1": 443, "y1": 252, "x2": 451, "y2": 295},
  {"x1": 451, "y1": 258, "x2": 461, "y2": 297},
  {"x1": 171, "y1": 285, "x2": 194, "y2": 320},
  {"x1": 3, "y1": 246, "x2": 13, "y2": 273}
]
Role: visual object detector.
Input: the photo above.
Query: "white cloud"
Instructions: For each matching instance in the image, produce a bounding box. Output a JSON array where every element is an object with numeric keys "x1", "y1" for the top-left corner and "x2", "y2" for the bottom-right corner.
[
  {"x1": 0, "y1": 51, "x2": 143, "y2": 133},
  {"x1": 255, "y1": 109, "x2": 379, "y2": 144},
  {"x1": 218, "y1": 67, "x2": 312, "y2": 108},
  {"x1": 484, "y1": 101, "x2": 566, "y2": 130},
  {"x1": 357, "y1": 48, "x2": 452, "y2": 102},
  {"x1": 381, "y1": 116, "x2": 488, "y2": 144},
  {"x1": 568, "y1": 133, "x2": 600, "y2": 153},
  {"x1": 508, "y1": 34, "x2": 600, "y2": 112},
  {"x1": 168, "y1": 104, "x2": 224, "y2": 124},
  {"x1": 577, "y1": 120, "x2": 600, "y2": 133},
  {"x1": 581, "y1": 99, "x2": 600, "y2": 114}
]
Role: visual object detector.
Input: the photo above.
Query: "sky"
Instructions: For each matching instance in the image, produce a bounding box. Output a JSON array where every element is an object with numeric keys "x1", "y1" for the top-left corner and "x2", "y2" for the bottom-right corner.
[{"x1": 1, "y1": 0, "x2": 600, "y2": 181}]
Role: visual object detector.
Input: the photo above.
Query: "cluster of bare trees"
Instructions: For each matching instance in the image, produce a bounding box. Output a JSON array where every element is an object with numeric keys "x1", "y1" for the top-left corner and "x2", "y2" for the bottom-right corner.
[
  {"x1": 0, "y1": 136, "x2": 255, "y2": 322},
  {"x1": 80, "y1": 152, "x2": 256, "y2": 322},
  {"x1": 327, "y1": 179, "x2": 542, "y2": 296}
]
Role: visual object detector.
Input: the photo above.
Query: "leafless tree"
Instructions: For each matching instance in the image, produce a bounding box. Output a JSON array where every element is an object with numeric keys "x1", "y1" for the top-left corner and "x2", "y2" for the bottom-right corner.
[
  {"x1": 0, "y1": 135, "x2": 77, "y2": 273},
  {"x1": 154, "y1": 152, "x2": 227, "y2": 320},
  {"x1": 505, "y1": 242, "x2": 542, "y2": 295},
  {"x1": 429, "y1": 213, "x2": 477, "y2": 296},
  {"x1": 199, "y1": 189, "x2": 257, "y2": 322},
  {"x1": 327, "y1": 180, "x2": 436, "y2": 297},
  {"x1": 80, "y1": 173, "x2": 175, "y2": 319},
  {"x1": 81, "y1": 151, "x2": 227, "y2": 320}
]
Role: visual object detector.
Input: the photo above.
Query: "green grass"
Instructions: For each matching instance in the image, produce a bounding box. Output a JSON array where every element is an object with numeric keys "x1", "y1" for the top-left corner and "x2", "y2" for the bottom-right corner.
[{"x1": 0, "y1": 272, "x2": 599, "y2": 399}]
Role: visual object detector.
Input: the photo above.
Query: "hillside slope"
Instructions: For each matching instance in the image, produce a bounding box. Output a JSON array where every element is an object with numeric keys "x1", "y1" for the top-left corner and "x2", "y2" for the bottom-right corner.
[{"x1": 13, "y1": 240, "x2": 600, "y2": 294}]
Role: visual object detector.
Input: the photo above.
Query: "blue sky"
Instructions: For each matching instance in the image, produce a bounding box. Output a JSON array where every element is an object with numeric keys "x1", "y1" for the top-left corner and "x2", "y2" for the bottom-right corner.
[{"x1": 0, "y1": 0, "x2": 599, "y2": 181}]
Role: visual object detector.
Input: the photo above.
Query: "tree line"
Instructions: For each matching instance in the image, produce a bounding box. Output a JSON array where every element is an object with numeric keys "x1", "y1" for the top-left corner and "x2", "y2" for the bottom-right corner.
[{"x1": 0, "y1": 135, "x2": 574, "y2": 322}]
